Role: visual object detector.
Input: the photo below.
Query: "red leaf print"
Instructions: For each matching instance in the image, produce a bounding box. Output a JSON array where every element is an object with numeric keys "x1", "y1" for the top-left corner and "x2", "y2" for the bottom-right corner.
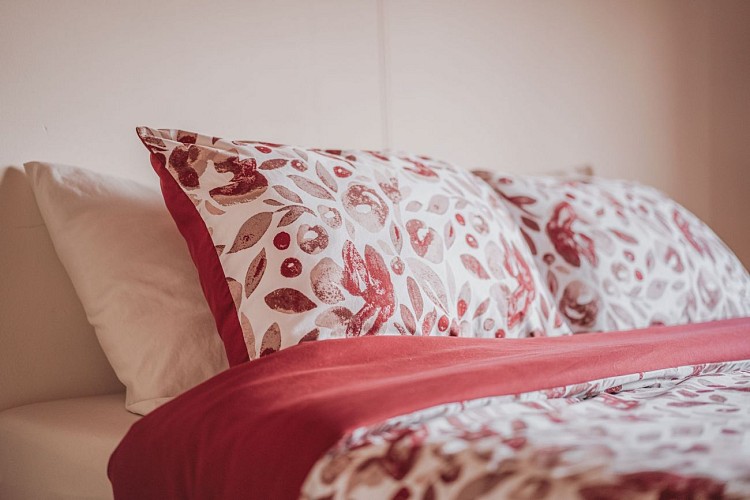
[
  {"x1": 460, "y1": 254, "x2": 490, "y2": 279},
  {"x1": 259, "y1": 322, "x2": 281, "y2": 357},
  {"x1": 259, "y1": 159, "x2": 288, "y2": 170},
  {"x1": 277, "y1": 205, "x2": 314, "y2": 227},
  {"x1": 210, "y1": 156, "x2": 268, "y2": 205},
  {"x1": 521, "y1": 216, "x2": 540, "y2": 231},
  {"x1": 229, "y1": 212, "x2": 273, "y2": 253},
  {"x1": 341, "y1": 242, "x2": 396, "y2": 336},
  {"x1": 264, "y1": 288, "x2": 317, "y2": 313},
  {"x1": 400, "y1": 304, "x2": 416, "y2": 334},
  {"x1": 288, "y1": 175, "x2": 334, "y2": 200},
  {"x1": 244, "y1": 249, "x2": 267, "y2": 298}
]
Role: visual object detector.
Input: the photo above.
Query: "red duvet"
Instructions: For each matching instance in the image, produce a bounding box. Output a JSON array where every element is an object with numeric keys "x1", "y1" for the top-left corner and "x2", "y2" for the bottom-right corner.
[{"x1": 109, "y1": 318, "x2": 750, "y2": 499}]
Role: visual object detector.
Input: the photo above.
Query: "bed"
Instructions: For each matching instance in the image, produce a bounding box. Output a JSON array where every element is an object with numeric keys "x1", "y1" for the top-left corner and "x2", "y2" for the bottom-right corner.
[{"x1": 2, "y1": 126, "x2": 749, "y2": 500}]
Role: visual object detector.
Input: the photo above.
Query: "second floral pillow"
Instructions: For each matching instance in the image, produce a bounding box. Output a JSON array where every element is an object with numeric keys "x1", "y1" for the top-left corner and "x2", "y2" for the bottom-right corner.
[
  {"x1": 137, "y1": 128, "x2": 570, "y2": 364},
  {"x1": 475, "y1": 171, "x2": 750, "y2": 332}
]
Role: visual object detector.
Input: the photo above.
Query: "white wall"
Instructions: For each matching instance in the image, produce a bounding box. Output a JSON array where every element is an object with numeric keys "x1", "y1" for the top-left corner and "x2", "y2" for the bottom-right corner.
[{"x1": 0, "y1": 0, "x2": 747, "y2": 256}]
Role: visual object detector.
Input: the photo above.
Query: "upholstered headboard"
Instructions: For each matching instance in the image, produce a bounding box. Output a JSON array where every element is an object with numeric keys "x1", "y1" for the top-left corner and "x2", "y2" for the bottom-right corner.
[{"x1": 0, "y1": 167, "x2": 123, "y2": 412}]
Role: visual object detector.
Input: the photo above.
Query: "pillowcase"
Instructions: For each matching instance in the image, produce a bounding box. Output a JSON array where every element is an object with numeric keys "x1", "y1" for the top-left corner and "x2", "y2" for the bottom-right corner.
[
  {"x1": 136, "y1": 127, "x2": 571, "y2": 365},
  {"x1": 474, "y1": 171, "x2": 750, "y2": 332},
  {"x1": 24, "y1": 162, "x2": 228, "y2": 414}
]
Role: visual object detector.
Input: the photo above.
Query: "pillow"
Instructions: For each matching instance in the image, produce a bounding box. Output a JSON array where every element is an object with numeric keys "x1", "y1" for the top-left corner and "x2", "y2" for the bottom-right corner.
[
  {"x1": 24, "y1": 162, "x2": 228, "y2": 414},
  {"x1": 136, "y1": 128, "x2": 571, "y2": 365},
  {"x1": 474, "y1": 171, "x2": 750, "y2": 332}
]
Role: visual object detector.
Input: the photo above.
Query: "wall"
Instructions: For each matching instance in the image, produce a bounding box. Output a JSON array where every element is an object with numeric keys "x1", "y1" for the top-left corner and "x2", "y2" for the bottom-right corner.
[
  {"x1": 1, "y1": 1, "x2": 744, "y2": 222},
  {"x1": 706, "y1": 0, "x2": 750, "y2": 268}
]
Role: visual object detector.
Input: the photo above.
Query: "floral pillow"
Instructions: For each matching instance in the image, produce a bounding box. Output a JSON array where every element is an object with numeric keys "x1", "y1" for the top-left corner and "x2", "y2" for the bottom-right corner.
[
  {"x1": 475, "y1": 172, "x2": 750, "y2": 332},
  {"x1": 137, "y1": 128, "x2": 570, "y2": 365}
]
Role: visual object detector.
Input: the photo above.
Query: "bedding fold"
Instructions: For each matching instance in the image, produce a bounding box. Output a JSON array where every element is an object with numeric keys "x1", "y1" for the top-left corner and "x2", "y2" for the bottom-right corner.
[{"x1": 108, "y1": 317, "x2": 750, "y2": 499}]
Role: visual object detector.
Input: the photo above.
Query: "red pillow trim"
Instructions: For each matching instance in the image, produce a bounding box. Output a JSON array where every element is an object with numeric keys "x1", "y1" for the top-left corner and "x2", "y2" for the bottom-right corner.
[{"x1": 147, "y1": 150, "x2": 249, "y2": 365}]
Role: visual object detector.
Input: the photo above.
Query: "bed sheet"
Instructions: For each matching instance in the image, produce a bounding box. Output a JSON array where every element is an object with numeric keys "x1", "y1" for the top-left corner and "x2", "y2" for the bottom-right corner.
[{"x1": 0, "y1": 393, "x2": 139, "y2": 500}]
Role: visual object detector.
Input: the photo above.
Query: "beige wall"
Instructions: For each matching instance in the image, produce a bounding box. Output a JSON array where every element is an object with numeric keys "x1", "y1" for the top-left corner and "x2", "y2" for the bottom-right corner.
[
  {"x1": 706, "y1": 0, "x2": 750, "y2": 267},
  {"x1": 0, "y1": 0, "x2": 747, "y2": 259}
]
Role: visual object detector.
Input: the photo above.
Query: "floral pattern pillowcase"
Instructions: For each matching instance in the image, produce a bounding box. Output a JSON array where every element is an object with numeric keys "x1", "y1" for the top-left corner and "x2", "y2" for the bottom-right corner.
[
  {"x1": 137, "y1": 128, "x2": 570, "y2": 365},
  {"x1": 474, "y1": 172, "x2": 750, "y2": 332}
]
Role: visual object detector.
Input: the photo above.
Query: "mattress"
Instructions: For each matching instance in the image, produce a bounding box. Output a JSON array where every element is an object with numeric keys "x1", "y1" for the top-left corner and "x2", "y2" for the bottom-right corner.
[{"x1": 0, "y1": 393, "x2": 139, "y2": 500}]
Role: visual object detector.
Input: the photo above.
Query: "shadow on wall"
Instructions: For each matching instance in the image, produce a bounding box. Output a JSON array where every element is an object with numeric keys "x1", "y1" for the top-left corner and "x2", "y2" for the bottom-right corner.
[{"x1": 0, "y1": 166, "x2": 122, "y2": 412}]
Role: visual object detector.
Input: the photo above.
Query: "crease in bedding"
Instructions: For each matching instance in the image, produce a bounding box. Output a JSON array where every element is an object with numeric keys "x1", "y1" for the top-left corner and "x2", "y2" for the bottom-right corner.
[{"x1": 108, "y1": 317, "x2": 750, "y2": 500}]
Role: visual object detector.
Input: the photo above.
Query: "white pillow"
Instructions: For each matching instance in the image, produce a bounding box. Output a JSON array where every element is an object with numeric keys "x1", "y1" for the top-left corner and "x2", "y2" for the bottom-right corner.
[{"x1": 24, "y1": 162, "x2": 228, "y2": 414}]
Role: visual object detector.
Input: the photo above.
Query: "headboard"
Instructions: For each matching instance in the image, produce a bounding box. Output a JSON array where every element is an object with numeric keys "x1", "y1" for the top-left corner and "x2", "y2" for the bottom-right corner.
[{"x1": 0, "y1": 167, "x2": 123, "y2": 412}]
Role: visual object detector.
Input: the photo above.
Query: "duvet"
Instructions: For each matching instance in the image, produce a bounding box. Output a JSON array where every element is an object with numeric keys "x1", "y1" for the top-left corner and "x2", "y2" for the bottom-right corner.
[{"x1": 109, "y1": 318, "x2": 750, "y2": 499}]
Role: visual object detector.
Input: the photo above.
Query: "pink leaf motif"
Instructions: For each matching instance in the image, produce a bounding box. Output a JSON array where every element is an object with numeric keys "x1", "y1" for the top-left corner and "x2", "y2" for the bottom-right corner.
[
  {"x1": 264, "y1": 288, "x2": 317, "y2": 313},
  {"x1": 229, "y1": 212, "x2": 273, "y2": 253},
  {"x1": 259, "y1": 159, "x2": 288, "y2": 170},
  {"x1": 277, "y1": 206, "x2": 314, "y2": 227},
  {"x1": 610, "y1": 229, "x2": 638, "y2": 245},
  {"x1": 422, "y1": 309, "x2": 437, "y2": 336},
  {"x1": 226, "y1": 277, "x2": 243, "y2": 311},
  {"x1": 390, "y1": 223, "x2": 403, "y2": 254},
  {"x1": 407, "y1": 277, "x2": 423, "y2": 319},
  {"x1": 310, "y1": 258, "x2": 345, "y2": 304},
  {"x1": 473, "y1": 298, "x2": 490, "y2": 319},
  {"x1": 400, "y1": 304, "x2": 416, "y2": 334},
  {"x1": 273, "y1": 185, "x2": 303, "y2": 204},
  {"x1": 298, "y1": 329, "x2": 319, "y2": 343},
  {"x1": 520, "y1": 228, "x2": 537, "y2": 255},
  {"x1": 521, "y1": 216, "x2": 540, "y2": 231},
  {"x1": 259, "y1": 323, "x2": 281, "y2": 357},
  {"x1": 341, "y1": 242, "x2": 396, "y2": 336},
  {"x1": 244, "y1": 249, "x2": 267, "y2": 298},
  {"x1": 288, "y1": 175, "x2": 334, "y2": 200},
  {"x1": 427, "y1": 194, "x2": 449, "y2": 214},
  {"x1": 240, "y1": 313, "x2": 256, "y2": 359},
  {"x1": 460, "y1": 254, "x2": 490, "y2": 279},
  {"x1": 315, "y1": 162, "x2": 338, "y2": 193},
  {"x1": 406, "y1": 258, "x2": 449, "y2": 313}
]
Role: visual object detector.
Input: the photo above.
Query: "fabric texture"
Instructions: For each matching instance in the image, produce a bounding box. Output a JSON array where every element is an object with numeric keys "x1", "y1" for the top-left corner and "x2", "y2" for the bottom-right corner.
[
  {"x1": 24, "y1": 162, "x2": 228, "y2": 414},
  {"x1": 0, "y1": 393, "x2": 138, "y2": 500},
  {"x1": 475, "y1": 172, "x2": 750, "y2": 332},
  {"x1": 108, "y1": 317, "x2": 750, "y2": 500},
  {"x1": 136, "y1": 127, "x2": 570, "y2": 365},
  {"x1": 303, "y1": 364, "x2": 750, "y2": 499}
]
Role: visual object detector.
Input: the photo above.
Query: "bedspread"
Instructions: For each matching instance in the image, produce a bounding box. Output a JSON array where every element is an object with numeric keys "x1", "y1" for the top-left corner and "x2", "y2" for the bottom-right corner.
[
  {"x1": 303, "y1": 364, "x2": 750, "y2": 499},
  {"x1": 109, "y1": 318, "x2": 750, "y2": 499}
]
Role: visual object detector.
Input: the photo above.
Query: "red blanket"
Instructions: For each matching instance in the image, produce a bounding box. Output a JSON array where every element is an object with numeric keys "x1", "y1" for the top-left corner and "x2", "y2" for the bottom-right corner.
[{"x1": 108, "y1": 318, "x2": 750, "y2": 499}]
